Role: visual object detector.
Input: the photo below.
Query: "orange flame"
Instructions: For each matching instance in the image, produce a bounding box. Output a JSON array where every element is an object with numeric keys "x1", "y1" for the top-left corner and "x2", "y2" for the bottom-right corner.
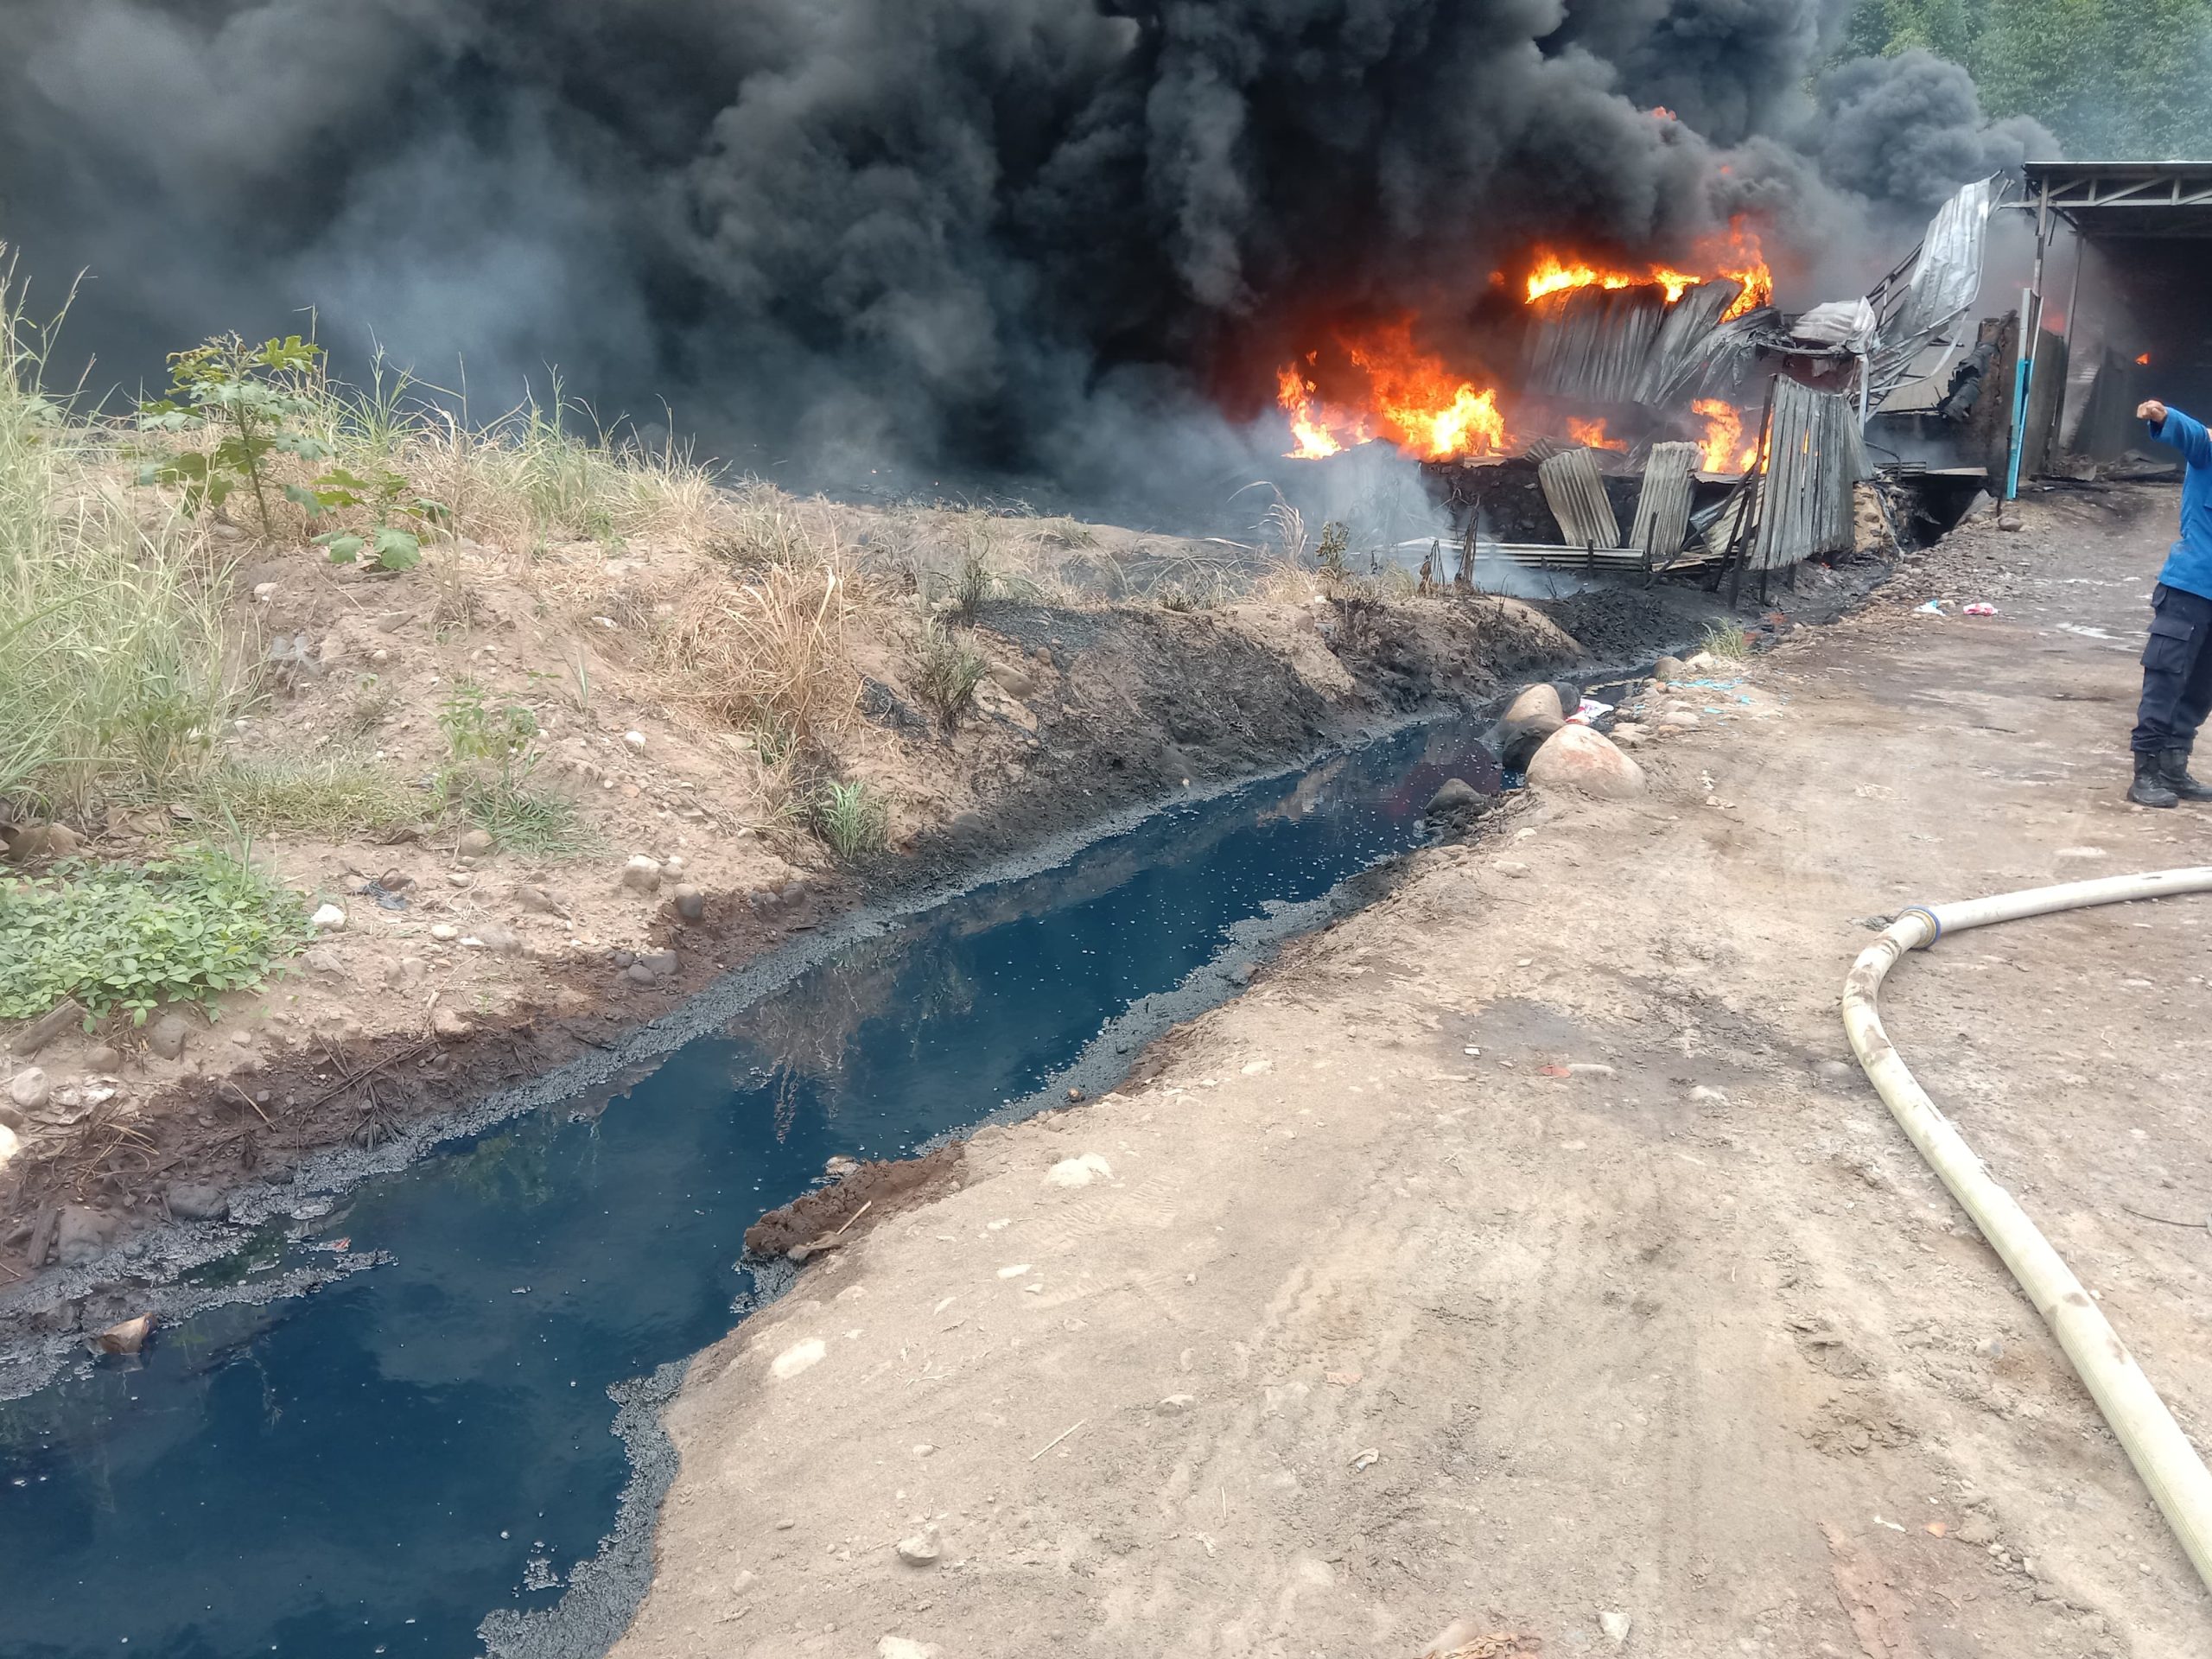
[
  {"x1": 2138, "y1": 352, "x2": 2153, "y2": 366},
  {"x1": 1651, "y1": 105, "x2": 1678, "y2": 121},
  {"x1": 1567, "y1": 416, "x2": 1624, "y2": 451},
  {"x1": 1277, "y1": 320, "x2": 1512, "y2": 461},
  {"x1": 1524, "y1": 216, "x2": 1771, "y2": 322},
  {"x1": 1692, "y1": 398, "x2": 1760, "y2": 474}
]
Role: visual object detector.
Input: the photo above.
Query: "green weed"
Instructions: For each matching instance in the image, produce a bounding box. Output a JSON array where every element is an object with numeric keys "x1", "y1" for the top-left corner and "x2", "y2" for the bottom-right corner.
[
  {"x1": 199, "y1": 756, "x2": 423, "y2": 839},
  {"x1": 1700, "y1": 620, "x2": 1752, "y2": 661},
  {"x1": 812, "y1": 779, "x2": 888, "y2": 862},
  {"x1": 0, "y1": 844, "x2": 308, "y2": 1024}
]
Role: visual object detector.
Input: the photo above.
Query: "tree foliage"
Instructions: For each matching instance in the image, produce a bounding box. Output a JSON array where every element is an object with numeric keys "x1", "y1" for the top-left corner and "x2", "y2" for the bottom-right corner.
[{"x1": 1843, "y1": 0, "x2": 2212, "y2": 158}]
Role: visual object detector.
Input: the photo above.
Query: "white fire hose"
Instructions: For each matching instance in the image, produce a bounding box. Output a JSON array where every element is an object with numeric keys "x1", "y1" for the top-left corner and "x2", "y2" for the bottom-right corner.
[{"x1": 1841, "y1": 868, "x2": 2212, "y2": 1596}]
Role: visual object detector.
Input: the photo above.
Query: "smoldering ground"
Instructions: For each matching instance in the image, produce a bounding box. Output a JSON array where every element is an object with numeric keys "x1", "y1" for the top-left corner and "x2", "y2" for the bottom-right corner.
[{"x1": 0, "y1": 1, "x2": 2049, "y2": 512}]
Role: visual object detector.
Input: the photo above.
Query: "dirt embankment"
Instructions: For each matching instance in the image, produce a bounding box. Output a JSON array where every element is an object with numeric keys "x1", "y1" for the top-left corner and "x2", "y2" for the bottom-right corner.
[
  {"x1": 612, "y1": 485, "x2": 2212, "y2": 1659},
  {"x1": 0, "y1": 517, "x2": 1610, "y2": 1294}
]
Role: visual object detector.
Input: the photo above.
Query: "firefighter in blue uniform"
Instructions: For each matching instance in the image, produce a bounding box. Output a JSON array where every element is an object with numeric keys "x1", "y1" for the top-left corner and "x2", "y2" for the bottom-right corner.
[{"x1": 2128, "y1": 397, "x2": 2212, "y2": 808}]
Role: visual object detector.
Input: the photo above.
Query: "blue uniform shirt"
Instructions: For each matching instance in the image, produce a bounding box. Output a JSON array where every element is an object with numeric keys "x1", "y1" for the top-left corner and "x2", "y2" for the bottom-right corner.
[{"x1": 2150, "y1": 408, "x2": 2212, "y2": 601}]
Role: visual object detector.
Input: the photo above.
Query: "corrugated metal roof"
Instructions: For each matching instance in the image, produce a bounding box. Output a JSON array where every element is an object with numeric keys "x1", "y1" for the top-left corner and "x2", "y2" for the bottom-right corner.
[
  {"x1": 1537, "y1": 448, "x2": 1622, "y2": 548},
  {"x1": 1627, "y1": 442, "x2": 1702, "y2": 562}
]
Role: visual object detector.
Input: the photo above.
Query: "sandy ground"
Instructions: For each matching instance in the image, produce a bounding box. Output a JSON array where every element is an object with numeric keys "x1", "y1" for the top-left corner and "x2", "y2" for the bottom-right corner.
[{"x1": 610, "y1": 484, "x2": 2212, "y2": 1659}]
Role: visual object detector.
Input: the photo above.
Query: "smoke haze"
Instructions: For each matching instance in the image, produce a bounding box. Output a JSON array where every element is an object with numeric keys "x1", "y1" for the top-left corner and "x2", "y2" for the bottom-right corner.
[{"x1": 0, "y1": 0, "x2": 2053, "y2": 504}]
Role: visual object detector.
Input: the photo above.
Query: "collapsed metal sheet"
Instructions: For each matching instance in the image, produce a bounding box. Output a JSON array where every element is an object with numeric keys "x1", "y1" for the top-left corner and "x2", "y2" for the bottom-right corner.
[
  {"x1": 1626, "y1": 442, "x2": 1702, "y2": 562},
  {"x1": 1866, "y1": 175, "x2": 2002, "y2": 413},
  {"x1": 1636, "y1": 280, "x2": 1742, "y2": 405},
  {"x1": 1537, "y1": 447, "x2": 1622, "y2": 549},
  {"x1": 1754, "y1": 377, "x2": 1865, "y2": 569}
]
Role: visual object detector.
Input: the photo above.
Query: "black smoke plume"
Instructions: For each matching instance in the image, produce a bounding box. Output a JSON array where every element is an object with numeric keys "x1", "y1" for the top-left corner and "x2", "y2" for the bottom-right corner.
[{"x1": 0, "y1": 0, "x2": 2050, "y2": 505}]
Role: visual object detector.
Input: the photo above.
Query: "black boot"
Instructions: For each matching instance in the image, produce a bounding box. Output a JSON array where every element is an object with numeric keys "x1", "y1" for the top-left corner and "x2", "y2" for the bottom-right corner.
[
  {"x1": 2162, "y1": 749, "x2": 2212, "y2": 802},
  {"x1": 2131, "y1": 753, "x2": 2180, "y2": 808}
]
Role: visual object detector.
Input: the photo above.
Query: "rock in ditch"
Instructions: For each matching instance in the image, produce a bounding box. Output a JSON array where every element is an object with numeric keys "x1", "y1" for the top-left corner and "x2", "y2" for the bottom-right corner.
[
  {"x1": 1045, "y1": 1154, "x2": 1113, "y2": 1188},
  {"x1": 1527, "y1": 726, "x2": 1645, "y2": 799},
  {"x1": 637, "y1": 949, "x2": 679, "y2": 981},
  {"x1": 301, "y1": 944, "x2": 349, "y2": 982},
  {"x1": 167, "y1": 1182, "x2": 226, "y2": 1222},
  {"x1": 456, "y1": 828, "x2": 496, "y2": 858},
  {"x1": 673, "y1": 884, "x2": 707, "y2": 922},
  {"x1": 309, "y1": 903, "x2": 347, "y2": 932},
  {"x1": 146, "y1": 1013, "x2": 194, "y2": 1061},
  {"x1": 1503, "y1": 683, "x2": 1564, "y2": 725},
  {"x1": 384, "y1": 957, "x2": 428, "y2": 990},
  {"x1": 8, "y1": 1067, "x2": 52, "y2": 1112},
  {"x1": 1491, "y1": 683, "x2": 1567, "y2": 772},
  {"x1": 431, "y1": 1006, "x2": 472, "y2": 1039},
  {"x1": 55, "y1": 1205, "x2": 118, "y2": 1266},
  {"x1": 1425, "y1": 778, "x2": 1484, "y2": 816},
  {"x1": 463, "y1": 925, "x2": 522, "y2": 957},
  {"x1": 620, "y1": 855, "x2": 663, "y2": 895},
  {"x1": 1652, "y1": 655, "x2": 1688, "y2": 683}
]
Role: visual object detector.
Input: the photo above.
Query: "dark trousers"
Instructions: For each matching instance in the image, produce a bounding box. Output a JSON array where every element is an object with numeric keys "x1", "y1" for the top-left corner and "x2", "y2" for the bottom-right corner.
[{"x1": 2134, "y1": 583, "x2": 2212, "y2": 753}]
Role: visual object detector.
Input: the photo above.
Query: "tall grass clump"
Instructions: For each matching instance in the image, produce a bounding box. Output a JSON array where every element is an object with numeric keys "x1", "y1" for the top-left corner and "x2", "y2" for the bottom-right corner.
[
  {"x1": 812, "y1": 779, "x2": 889, "y2": 862},
  {"x1": 912, "y1": 620, "x2": 989, "y2": 732},
  {"x1": 0, "y1": 254, "x2": 234, "y2": 823}
]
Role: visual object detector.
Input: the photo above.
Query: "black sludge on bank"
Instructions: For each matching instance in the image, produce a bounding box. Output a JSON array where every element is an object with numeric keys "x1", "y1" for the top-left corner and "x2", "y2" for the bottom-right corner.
[{"x1": 0, "y1": 719, "x2": 1501, "y2": 1658}]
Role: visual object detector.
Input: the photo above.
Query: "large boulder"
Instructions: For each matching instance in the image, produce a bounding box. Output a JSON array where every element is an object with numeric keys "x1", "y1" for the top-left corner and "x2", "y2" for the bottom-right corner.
[
  {"x1": 1527, "y1": 725, "x2": 1646, "y2": 798},
  {"x1": 1491, "y1": 683, "x2": 1567, "y2": 772}
]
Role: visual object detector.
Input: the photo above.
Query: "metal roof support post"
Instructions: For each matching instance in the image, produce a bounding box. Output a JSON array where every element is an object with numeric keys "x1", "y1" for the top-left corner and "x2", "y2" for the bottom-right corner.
[
  {"x1": 2005, "y1": 284, "x2": 2037, "y2": 499},
  {"x1": 2047, "y1": 223, "x2": 2088, "y2": 466}
]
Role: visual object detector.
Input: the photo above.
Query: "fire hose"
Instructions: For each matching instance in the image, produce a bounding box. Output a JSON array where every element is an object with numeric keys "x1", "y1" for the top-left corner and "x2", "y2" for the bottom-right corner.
[{"x1": 1841, "y1": 868, "x2": 2212, "y2": 1597}]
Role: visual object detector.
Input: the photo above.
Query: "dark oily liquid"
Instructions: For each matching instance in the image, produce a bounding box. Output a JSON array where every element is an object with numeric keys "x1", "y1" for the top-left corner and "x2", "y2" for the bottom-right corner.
[{"x1": 0, "y1": 719, "x2": 1499, "y2": 1658}]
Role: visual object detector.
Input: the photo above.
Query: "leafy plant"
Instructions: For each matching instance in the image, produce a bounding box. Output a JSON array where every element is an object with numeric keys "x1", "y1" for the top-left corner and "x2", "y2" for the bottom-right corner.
[
  {"x1": 812, "y1": 778, "x2": 888, "y2": 861},
  {"x1": 0, "y1": 845, "x2": 308, "y2": 1023},
  {"x1": 912, "y1": 620, "x2": 988, "y2": 732},
  {"x1": 137, "y1": 334, "x2": 333, "y2": 533},
  {"x1": 1315, "y1": 521, "x2": 1352, "y2": 581},
  {"x1": 294, "y1": 465, "x2": 447, "y2": 572},
  {"x1": 438, "y1": 680, "x2": 539, "y2": 771},
  {"x1": 443, "y1": 772, "x2": 588, "y2": 858}
]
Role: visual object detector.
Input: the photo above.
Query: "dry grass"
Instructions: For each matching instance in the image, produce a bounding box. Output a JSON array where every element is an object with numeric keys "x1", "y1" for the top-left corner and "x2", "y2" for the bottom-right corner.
[{"x1": 652, "y1": 546, "x2": 861, "y2": 747}]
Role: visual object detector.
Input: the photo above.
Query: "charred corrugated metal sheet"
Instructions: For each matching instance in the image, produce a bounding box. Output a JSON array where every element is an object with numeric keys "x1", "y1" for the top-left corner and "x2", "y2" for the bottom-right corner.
[
  {"x1": 1753, "y1": 378, "x2": 1864, "y2": 569},
  {"x1": 1524, "y1": 286, "x2": 1669, "y2": 404},
  {"x1": 1635, "y1": 280, "x2": 1741, "y2": 405},
  {"x1": 1537, "y1": 447, "x2": 1622, "y2": 549},
  {"x1": 1626, "y1": 442, "x2": 1701, "y2": 562}
]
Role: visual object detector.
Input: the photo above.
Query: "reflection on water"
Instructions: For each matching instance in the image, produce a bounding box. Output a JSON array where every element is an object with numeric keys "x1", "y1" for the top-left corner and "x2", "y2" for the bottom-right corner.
[{"x1": 0, "y1": 718, "x2": 1497, "y2": 1658}]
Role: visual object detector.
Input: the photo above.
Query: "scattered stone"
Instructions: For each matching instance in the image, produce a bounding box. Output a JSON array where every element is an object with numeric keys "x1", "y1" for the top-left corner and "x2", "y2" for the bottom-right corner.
[
  {"x1": 378, "y1": 868, "x2": 416, "y2": 891},
  {"x1": 1599, "y1": 1610, "x2": 1632, "y2": 1646},
  {"x1": 429, "y1": 923, "x2": 460, "y2": 942},
  {"x1": 10, "y1": 998, "x2": 86, "y2": 1056},
  {"x1": 1652, "y1": 655, "x2": 1688, "y2": 682},
  {"x1": 55, "y1": 1205, "x2": 118, "y2": 1266},
  {"x1": 252, "y1": 582, "x2": 278, "y2": 603},
  {"x1": 384, "y1": 957, "x2": 428, "y2": 990},
  {"x1": 673, "y1": 884, "x2": 707, "y2": 922},
  {"x1": 85, "y1": 1044, "x2": 122, "y2": 1072},
  {"x1": 622, "y1": 729, "x2": 647, "y2": 751},
  {"x1": 1975, "y1": 1336, "x2": 2005, "y2": 1362},
  {"x1": 0, "y1": 1122, "x2": 19, "y2": 1170},
  {"x1": 877, "y1": 1640, "x2": 937, "y2": 1659},
  {"x1": 456, "y1": 828, "x2": 496, "y2": 859},
  {"x1": 1957, "y1": 1513, "x2": 1998, "y2": 1547},
  {"x1": 3, "y1": 820, "x2": 84, "y2": 861},
  {"x1": 664, "y1": 855, "x2": 685, "y2": 874},
  {"x1": 1046, "y1": 1154, "x2": 1114, "y2": 1189},
  {"x1": 625, "y1": 963, "x2": 657, "y2": 985},
  {"x1": 462, "y1": 925, "x2": 522, "y2": 957},
  {"x1": 1690, "y1": 1085, "x2": 1729, "y2": 1104},
  {"x1": 301, "y1": 944, "x2": 349, "y2": 982},
  {"x1": 1527, "y1": 726, "x2": 1645, "y2": 799},
  {"x1": 638, "y1": 949, "x2": 679, "y2": 980},
  {"x1": 620, "y1": 855, "x2": 664, "y2": 895},
  {"x1": 8, "y1": 1068, "x2": 52, "y2": 1112},
  {"x1": 431, "y1": 1006, "x2": 473, "y2": 1039},
  {"x1": 1493, "y1": 860, "x2": 1530, "y2": 879},
  {"x1": 147, "y1": 1013, "x2": 193, "y2": 1061},
  {"x1": 1661, "y1": 710, "x2": 1701, "y2": 731},
  {"x1": 824, "y1": 1154, "x2": 861, "y2": 1179},
  {"x1": 1491, "y1": 688, "x2": 1567, "y2": 771},
  {"x1": 514, "y1": 884, "x2": 567, "y2": 917},
  {"x1": 445, "y1": 872, "x2": 473, "y2": 888},
  {"x1": 1156, "y1": 1393, "x2": 1197, "y2": 1413},
  {"x1": 166, "y1": 1182, "x2": 226, "y2": 1222},
  {"x1": 772, "y1": 1338, "x2": 827, "y2": 1379},
  {"x1": 1425, "y1": 778, "x2": 1484, "y2": 816},
  {"x1": 92, "y1": 1314, "x2": 153, "y2": 1357},
  {"x1": 1567, "y1": 1062, "x2": 1617, "y2": 1079},
  {"x1": 1066, "y1": 1086, "x2": 1085, "y2": 1103},
  {"x1": 1684, "y1": 650, "x2": 1718, "y2": 671},
  {"x1": 1816, "y1": 1059, "x2": 1854, "y2": 1082},
  {"x1": 894, "y1": 1532, "x2": 941, "y2": 1567},
  {"x1": 375, "y1": 611, "x2": 413, "y2": 634},
  {"x1": 912, "y1": 1443, "x2": 935, "y2": 1457},
  {"x1": 1226, "y1": 962, "x2": 1256, "y2": 986},
  {"x1": 310, "y1": 902, "x2": 347, "y2": 932},
  {"x1": 780, "y1": 879, "x2": 809, "y2": 906}
]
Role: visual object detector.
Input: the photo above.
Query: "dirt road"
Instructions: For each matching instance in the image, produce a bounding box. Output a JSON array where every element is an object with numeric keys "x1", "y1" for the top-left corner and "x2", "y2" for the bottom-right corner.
[{"x1": 613, "y1": 486, "x2": 2212, "y2": 1658}]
